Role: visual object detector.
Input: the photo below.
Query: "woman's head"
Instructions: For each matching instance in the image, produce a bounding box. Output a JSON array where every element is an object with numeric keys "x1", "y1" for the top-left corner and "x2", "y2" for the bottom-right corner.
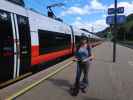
[{"x1": 80, "y1": 39, "x2": 87, "y2": 47}]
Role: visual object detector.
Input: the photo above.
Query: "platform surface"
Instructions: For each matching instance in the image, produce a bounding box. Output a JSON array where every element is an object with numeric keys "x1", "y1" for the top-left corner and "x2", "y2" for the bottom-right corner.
[{"x1": 1, "y1": 42, "x2": 133, "y2": 100}]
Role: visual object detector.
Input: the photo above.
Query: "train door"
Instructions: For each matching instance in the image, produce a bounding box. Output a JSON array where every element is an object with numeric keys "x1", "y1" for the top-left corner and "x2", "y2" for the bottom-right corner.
[
  {"x1": 0, "y1": 10, "x2": 16, "y2": 83},
  {"x1": 15, "y1": 14, "x2": 31, "y2": 76},
  {"x1": 70, "y1": 25, "x2": 75, "y2": 54}
]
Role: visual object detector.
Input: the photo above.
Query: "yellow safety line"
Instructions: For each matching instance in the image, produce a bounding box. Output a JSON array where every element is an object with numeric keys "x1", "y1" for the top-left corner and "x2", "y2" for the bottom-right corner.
[{"x1": 6, "y1": 61, "x2": 74, "y2": 100}]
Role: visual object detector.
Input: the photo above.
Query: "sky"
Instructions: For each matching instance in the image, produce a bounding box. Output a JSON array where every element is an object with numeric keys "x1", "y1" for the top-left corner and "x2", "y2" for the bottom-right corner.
[{"x1": 24, "y1": 0, "x2": 133, "y2": 32}]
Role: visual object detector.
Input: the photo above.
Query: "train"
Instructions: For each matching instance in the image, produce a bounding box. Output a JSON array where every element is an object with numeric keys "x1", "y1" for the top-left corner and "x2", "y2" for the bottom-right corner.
[{"x1": 0, "y1": 0, "x2": 101, "y2": 84}]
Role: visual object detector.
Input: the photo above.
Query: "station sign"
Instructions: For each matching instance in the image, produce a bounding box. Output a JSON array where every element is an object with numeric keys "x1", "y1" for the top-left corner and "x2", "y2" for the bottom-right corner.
[
  {"x1": 108, "y1": 8, "x2": 115, "y2": 15},
  {"x1": 117, "y1": 7, "x2": 124, "y2": 14},
  {"x1": 106, "y1": 15, "x2": 126, "y2": 25},
  {"x1": 108, "y1": 7, "x2": 124, "y2": 14}
]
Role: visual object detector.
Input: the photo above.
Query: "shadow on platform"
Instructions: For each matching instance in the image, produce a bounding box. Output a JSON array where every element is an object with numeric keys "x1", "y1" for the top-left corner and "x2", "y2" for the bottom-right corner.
[
  {"x1": 48, "y1": 78, "x2": 71, "y2": 93},
  {"x1": 48, "y1": 78, "x2": 103, "y2": 100},
  {"x1": 83, "y1": 97, "x2": 103, "y2": 100}
]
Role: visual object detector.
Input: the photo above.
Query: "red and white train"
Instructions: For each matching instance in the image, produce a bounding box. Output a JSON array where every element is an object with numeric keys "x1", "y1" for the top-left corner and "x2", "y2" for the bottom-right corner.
[{"x1": 0, "y1": 0, "x2": 101, "y2": 84}]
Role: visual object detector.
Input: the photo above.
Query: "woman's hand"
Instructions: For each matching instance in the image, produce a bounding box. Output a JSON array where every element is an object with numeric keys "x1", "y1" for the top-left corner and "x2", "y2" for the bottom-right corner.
[
  {"x1": 82, "y1": 57, "x2": 90, "y2": 62},
  {"x1": 82, "y1": 55, "x2": 95, "y2": 62},
  {"x1": 72, "y1": 57, "x2": 80, "y2": 62}
]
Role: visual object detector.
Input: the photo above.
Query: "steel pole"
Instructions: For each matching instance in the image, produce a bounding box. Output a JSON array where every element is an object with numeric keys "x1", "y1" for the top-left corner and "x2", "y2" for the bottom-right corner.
[{"x1": 113, "y1": 0, "x2": 117, "y2": 62}]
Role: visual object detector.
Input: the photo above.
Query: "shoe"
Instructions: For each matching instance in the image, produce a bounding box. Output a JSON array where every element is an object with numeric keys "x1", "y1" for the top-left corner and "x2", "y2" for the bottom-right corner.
[
  {"x1": 80, "y1": 82, "x2": 87, "y2": 93},
  {"x1": 81, "y1": 88, "x2": 86, "y2": 93},
  {"x1": 70, "y1": 86, "x2": 79, "y2": 96}
]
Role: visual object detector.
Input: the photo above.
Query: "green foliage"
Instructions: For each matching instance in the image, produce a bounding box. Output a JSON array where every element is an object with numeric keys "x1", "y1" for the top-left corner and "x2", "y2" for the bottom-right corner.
[{"x1": 96, "y1": 13, "x2": 133, "y2": 41}]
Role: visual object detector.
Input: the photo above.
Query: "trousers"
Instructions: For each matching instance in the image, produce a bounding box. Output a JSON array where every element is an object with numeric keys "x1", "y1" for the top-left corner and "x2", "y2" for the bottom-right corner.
[{"x1": 74, "y1": 61, "x2": 90, "y2": 89}]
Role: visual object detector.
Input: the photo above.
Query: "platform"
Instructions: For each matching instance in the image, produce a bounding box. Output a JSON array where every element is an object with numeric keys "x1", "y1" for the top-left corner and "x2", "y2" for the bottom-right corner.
[{"x1": 0, "y1": 42, "x2": 133, "y2": 100}]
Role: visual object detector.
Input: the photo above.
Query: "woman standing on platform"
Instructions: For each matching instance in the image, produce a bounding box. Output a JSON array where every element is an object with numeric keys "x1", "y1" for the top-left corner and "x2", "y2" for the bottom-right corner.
[{"x1": 71, "y1": 38, "x2": 93, "y2": 96}]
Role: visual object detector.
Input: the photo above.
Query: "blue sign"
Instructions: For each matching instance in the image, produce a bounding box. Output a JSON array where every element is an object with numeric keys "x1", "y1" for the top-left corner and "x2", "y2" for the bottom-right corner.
[
  {"x1": 108, "y1": 8, "x2": 115, "y2": 15},
  {"x1": 106, "y1": 16, "x2": 114, "y2": 24},
  {"x1": 117, "y1": 15, "x2": 126, "y2": 24},
  {"x1": 117, "y1": 7, "x2": 124, "y2": 13},
  {"x1": 106, "y1": 15, "x2": 126, "y2": 25},
  {"x1": 108, "y1": 7, "x2": 124, "y2": 14}
]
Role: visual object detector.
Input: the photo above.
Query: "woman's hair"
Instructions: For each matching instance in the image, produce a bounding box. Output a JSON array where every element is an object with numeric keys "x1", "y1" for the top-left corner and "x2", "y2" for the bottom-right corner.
[
  {"x1": 76, "y1": 38, "x2": 87, "y2": 50},
  {"x1": 80, "y1": 39, "x2": 87, "y2": 46}
]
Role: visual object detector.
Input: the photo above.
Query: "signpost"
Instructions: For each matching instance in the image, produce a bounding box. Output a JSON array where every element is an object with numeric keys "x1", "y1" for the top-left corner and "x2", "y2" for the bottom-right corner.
[
  {"x1": 106, "y1": 0, "x2": 126, "y2": 63},
  {"x1": 106, "y1": 15, "x2": 126, "y2": 25},
  {"x1": 113, "y1": 0, "x2": 117, "y2": 63}
]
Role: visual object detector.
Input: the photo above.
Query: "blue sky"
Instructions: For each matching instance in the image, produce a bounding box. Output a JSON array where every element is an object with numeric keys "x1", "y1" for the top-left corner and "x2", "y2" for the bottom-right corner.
[{"x1": 24, "y1": 0, "x2": 133, "y2": 32}]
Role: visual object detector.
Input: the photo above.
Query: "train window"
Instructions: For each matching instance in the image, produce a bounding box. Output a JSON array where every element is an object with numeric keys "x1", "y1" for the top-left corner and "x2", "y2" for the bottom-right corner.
[
  {"x1": 6, "y1": 0, "x2": 25, "y2": 7},
  {"x1": 38, "y1": 30, "x2": 71, "y2": 55},
  {"x1": 18, "y1": 16, "x2": 26, "y2": 24}
]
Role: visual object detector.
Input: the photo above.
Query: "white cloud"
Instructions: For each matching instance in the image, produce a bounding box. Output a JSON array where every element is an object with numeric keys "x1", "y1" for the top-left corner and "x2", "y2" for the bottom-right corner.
[
  {"x1": 109, "y1": 1, "x2": 133, "y2": 16},
  {"x1": 61, "y1": 1, "x2": 133, "y2": 32},
  {"x1": 60, "y1": 5, "x2": 89, "y2": 16},
  {"x1": 72, "y1": 21, "x2": 92, "y2": 30},
  {"x1": 61, "y1": 1, "x2": 133, "y2": 16},
  {"x1": 60, "y1": 0, "x2": 106, "y2": 16},
  {"x1": 92, "y1": 19, "x2": 108, "y2": 32},
  {"x1": 90, "y1": 0, "x2": 106, "y2": 10},
  {"x1": 72, "y1": 19, "x2": 108, "y2": 32},
  {"x1": 76, "y1": 17, "x2": 82, "y2": 20}
]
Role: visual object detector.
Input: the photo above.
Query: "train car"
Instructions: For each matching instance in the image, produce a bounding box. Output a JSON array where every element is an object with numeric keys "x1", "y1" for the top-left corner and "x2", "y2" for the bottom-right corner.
[
  {"x1": 0, "y1": 0, "x2": 101, "y2": 84},
  {"x1": 28, "y1": 10, "x2": 73, "y2": 66}
]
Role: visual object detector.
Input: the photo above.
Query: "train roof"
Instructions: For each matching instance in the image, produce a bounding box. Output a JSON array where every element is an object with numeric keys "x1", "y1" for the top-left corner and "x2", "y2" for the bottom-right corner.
[
  {"x1": 28, "y1": 10, "x2": 72, "y2": 34},
  {"x1": 0, "y1": 0, "x2": 27, "y2": 16},
  {"x1": 0, "y1": 0, "x2": 72, "y2": 33}
]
